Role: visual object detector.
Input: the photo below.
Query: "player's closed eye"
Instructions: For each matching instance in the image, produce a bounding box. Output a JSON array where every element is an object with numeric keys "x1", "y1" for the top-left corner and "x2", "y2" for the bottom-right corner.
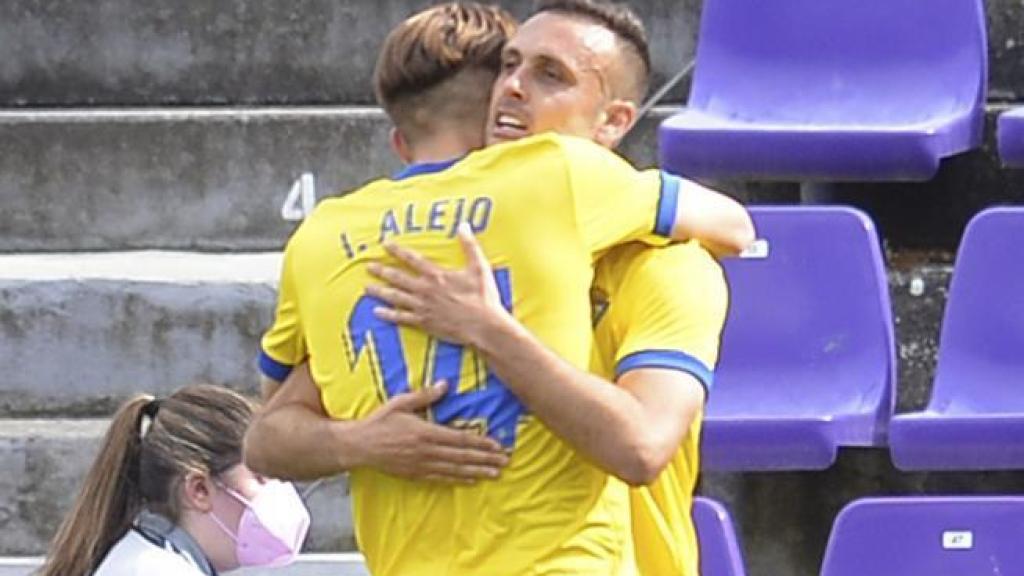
[
  {"x1": 500, "y1": 54, "x2": 520, "y2": 75},
  {"x1": 534, "y1": 57, "x2": 569, "y2": 85},
  {"x1": 541, "y1": 65, "x2": 563, "y2": 82}
]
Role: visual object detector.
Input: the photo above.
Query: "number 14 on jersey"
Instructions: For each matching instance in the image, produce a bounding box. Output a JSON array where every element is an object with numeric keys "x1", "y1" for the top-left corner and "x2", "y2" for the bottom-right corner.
[{"x1": 346, "y1": 269, "x2": 527, "y2": 449}]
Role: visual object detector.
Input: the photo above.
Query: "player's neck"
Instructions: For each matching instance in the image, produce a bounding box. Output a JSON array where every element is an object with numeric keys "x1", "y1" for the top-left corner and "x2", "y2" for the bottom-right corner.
[{"x1": 407, "y1": 133, "x2": 478, "y2": 165}]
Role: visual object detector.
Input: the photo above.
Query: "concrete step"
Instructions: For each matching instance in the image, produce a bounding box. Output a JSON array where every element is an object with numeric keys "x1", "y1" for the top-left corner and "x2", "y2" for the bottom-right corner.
[
  {"x1": 0, "y1": 555, "x2": 369, "y2": 576},
  {"x1": 0, "y1": 0, "x2": 702, "y2": 106},
  {"x1": 3, "y1": 0, "x2": 1023, "y2": 106},
  {"x1": 0, "y1": 107, "x2": 398, "y2": 252},
  {"x1": 0, "y1": 252, "x2": 279, "y2": 417},
  {"x1": 0, "y1": 247, "x2": 952, "y2": 419},
  {"x1": 3, "y1": 104, "x2": 1024, "y2": 254},
  {"x1": 0, "y1": 419, "x2": 356, "y2": 556},
  {"x1": 0, "y1": 106, "x2": 670, "y2": 253}
]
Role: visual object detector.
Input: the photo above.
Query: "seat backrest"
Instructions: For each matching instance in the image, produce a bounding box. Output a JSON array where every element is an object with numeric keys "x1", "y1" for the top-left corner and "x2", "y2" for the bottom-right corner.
[
  {"x1": 929, "y1": 207, "x2": 1024, "y2": 413},
  {"x1": 712, "y1": 207, "x2": 895, "y2": 441},
  {"x1": 688, "y1": 0, "x2": 986, "y2": 125},
  {"x1": 997, "y1": 107, "x2": 1024, "y2": 167},
  {"x1": 821, "y1": 497, "x2": 1024, "y2": 576},
  {"x1": 693, "y1": 497, "x2": 746, "y2": 576}
]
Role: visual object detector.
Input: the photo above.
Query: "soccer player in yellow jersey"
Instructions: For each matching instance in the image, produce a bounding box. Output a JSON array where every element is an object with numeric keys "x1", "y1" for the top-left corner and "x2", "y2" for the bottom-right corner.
[
  {"x1": 245, "y1": 3, "x2": 747, "y2": 576},
  {"x1": 364, "y1": 3, "x2": 730, "y2": 575}
]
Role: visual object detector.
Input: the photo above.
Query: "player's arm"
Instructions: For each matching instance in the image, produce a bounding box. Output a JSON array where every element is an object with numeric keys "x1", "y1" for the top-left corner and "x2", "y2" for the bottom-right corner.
[
  {"x1": 258, "y1": 241, "x2": 308, "y2": 402},
  {"x1": 244, "y1": 362, "x2": 510, "y2": 482},
  {"x1": 468, "y1": 326, "x2": 705, "y2": 485},
  {"x1": 246, "y1": 361, "x2": 354, "y2": 480},
  {"x1": 672, "y1": 178, "x2": 755, "y2": 258},
  {"x1": 559, "y1": 136, "x2": 754, "y2": 257},
  {"x1": 368, "y1": 230, "x2": 722, "y2": 485},
  {"x1": 260, "y1": 376, "x2": 284, "y2": 401}
]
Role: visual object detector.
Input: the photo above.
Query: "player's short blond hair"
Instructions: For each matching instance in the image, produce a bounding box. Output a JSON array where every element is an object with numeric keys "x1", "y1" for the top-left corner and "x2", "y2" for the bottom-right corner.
[{"x1": 373, "y1": 3, "x2": 518, "y2": 144}]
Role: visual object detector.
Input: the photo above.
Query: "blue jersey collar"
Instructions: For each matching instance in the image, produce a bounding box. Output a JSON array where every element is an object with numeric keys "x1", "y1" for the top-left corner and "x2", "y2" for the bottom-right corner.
[{"x1": 393, "y1": 157, "x2": 463, "y2": 181}]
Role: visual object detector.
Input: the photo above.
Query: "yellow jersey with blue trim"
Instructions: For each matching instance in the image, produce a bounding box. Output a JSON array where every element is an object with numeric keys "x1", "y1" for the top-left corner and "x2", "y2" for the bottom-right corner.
[
  {"x1": 590, "y1": 241, "x2": 728, "y2": 576},
  {"x1": 260, "y1": 133, "x2": 687, "y2": 575}
]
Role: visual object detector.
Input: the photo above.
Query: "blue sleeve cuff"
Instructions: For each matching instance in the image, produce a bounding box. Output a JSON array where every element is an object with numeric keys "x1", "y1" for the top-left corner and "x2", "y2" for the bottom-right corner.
[
  {"x1": 615, "y1": 349, "x2": 713, "y2": 394},
  {"x1": 654, "y1": 173, "x2": 682, "y2": 237},
  {"x1": 258, "y1": 350, "x2": 294, "y2": 382}
]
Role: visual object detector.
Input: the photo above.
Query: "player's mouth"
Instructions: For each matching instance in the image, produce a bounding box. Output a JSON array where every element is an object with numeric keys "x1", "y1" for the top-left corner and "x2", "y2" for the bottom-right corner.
[{"x1": 491, "y1": 111, "x2": 531, "y2": 141}]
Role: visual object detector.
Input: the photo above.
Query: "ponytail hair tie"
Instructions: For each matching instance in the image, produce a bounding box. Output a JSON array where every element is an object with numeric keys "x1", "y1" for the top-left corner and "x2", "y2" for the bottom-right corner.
[{"x1": 142, "y1": 399, "x2": 162, "y2": 419}]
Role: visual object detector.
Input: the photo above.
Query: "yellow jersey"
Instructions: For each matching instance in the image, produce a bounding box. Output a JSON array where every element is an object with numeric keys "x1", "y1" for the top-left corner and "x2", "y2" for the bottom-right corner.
[
  {"x1": 260, "y1": 134, "x2": 686, "y2": 575},
  {"x1": 590, "y1": 241, "x2": 728, "y2": 576}
]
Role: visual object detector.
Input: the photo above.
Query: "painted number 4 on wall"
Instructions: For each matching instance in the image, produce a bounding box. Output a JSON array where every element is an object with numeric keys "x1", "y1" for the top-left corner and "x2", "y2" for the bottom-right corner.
[{"x1": 281, "y1": 172, "x2": 317, "y2": 221}]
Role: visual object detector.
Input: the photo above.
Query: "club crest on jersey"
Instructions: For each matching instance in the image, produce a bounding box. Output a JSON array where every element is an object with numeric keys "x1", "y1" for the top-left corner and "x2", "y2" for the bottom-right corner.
[{"x1": 590, "y1": 286, "x2": 609, "y2": 327}]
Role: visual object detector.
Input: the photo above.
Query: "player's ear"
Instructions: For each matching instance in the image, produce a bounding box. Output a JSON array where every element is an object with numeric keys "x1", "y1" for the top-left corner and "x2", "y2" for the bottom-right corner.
[
  {"x1": 390, "y1": 127, "x2": 414, "y2": 164},
  {"x1": 595, "y1": 100, "x2": 637, "y2": 149}
]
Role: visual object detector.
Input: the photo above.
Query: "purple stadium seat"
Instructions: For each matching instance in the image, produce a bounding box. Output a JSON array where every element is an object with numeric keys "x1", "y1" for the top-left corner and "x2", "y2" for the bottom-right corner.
[
  {"x1": 704, "y1": 207, "x2": 895, "y2": 471},
  {"x1": 693, "y1": 497, "x2": 746, "y2": 576},
  {"x1": 997, "y1": 107, "x2": 1024, "y2": 167},
  {"x1": 890, "y1": 208, "x2": 1024, "y2": 471},
  {"x1": 659, "y1": 0, "x2": 987, "y2": 182},
  {"x1": 820, "y1": 497, "x2": 1024, "y2": 576}
]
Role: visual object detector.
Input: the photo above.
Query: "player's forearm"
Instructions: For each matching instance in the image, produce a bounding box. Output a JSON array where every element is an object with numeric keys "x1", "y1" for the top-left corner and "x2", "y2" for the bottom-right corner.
[
  {"x1": 672, "y1": 181, "x2": 755, "y2": 256},
  {"x1": 472, "y1": 313, "x2": 672, "y2": 485},
  {"x1": 244, "y1": 403, "x2": 367, "y2": 481}
]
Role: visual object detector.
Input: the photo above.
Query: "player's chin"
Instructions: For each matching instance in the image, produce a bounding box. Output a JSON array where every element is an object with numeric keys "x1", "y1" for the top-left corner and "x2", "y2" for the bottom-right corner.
[{"x1": 489, "y1": 126, "x2": 531, "y2": 144}]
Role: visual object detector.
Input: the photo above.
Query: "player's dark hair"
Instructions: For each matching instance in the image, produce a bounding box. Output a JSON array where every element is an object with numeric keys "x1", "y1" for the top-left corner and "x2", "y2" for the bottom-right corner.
[{"x1": 533, "y1": 0, "x2": 650, "y2": 100}]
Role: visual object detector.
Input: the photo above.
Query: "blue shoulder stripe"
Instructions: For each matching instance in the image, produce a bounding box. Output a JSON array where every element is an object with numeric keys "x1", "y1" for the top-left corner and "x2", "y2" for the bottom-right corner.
[
  {"x1": 258, "y1": 350, "x2": 294, "y2": 382},
  {"x1": 654, "y1": 173, "x2": 682, "y2": 237},
  {"x1": 615, "y1": 349, "x2": 713, "y2": 394}
]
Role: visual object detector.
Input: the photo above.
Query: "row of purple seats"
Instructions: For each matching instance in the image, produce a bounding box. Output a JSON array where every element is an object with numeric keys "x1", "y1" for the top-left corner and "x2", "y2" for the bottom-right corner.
[
  {"x1": 709, "y1": 207, "x2": 1024, "y2": 473},
  {"x1": 659, "y1": 0, "x2": 988, "y2": 182},
  {"x1": 820, "y1": 497, "x2": 1024, "y2": 575},
  {"x1": 699, "y1": 495, "x2": 1024, "y2": 575}
]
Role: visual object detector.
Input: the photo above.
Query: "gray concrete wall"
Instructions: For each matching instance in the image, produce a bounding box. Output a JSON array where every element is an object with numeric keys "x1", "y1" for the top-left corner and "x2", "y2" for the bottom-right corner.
[
  {"x1": 0, "y1": 252, "x2": 280, "y2": 416},
  {"x1": 0, "y1": 108, "x2": 396, "y2": 252},
  {"x1": 3, "y1": 0, "x2": 1022, "y2": 106},
  {"x1": 0, "y1": 107, "x2": 673, "y2": 253},
  {"x1": 3, "y1": 106, "x2": 1021, "y2": 254},
  {"x1": 0, "y1": 0, "x2": 701, "y2": 106},
  {"x1": 0, "y1": 107, "x2": 674, "y2": 253}
]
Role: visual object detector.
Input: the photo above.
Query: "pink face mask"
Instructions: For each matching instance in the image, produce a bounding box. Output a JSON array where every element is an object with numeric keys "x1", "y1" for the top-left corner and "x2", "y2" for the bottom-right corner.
[{"x1": 210, "y1": 479, "x2": 311, "y2": 568}]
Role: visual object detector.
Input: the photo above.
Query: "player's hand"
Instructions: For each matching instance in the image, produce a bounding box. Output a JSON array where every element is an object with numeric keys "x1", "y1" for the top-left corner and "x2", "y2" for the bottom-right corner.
[
  {"x1": 359, "y1": 381, "x2": 510, "y2": 483},
  {"x1": 366, "y1": 222, "x2": 508, "y2": 347}
]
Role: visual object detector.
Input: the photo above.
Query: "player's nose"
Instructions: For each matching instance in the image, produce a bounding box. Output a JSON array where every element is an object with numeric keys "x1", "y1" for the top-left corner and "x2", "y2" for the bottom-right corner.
[{"x1": 496, "y1": 67, "x2": 527, "y2": 102}]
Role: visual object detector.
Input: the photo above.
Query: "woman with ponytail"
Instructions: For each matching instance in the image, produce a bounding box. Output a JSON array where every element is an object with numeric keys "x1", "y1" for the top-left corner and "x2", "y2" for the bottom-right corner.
[{"x1": 40, "y1": 384, "x2": 310, "y2": 576}]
